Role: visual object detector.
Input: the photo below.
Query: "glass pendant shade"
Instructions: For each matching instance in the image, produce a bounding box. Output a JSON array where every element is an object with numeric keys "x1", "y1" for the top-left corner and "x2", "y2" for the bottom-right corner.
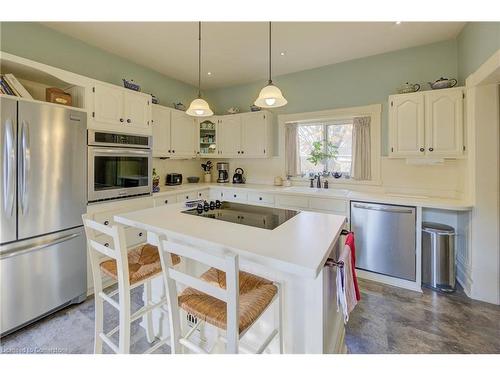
[
  {"x1": 186, "y1": 97, "x2": 213, "y2": 117},
  {"x1": 254, "y1": 22, "x2": 287, "y2": 109},
  {"x1": 254, "y1": 82, "x2": 287, "y2": 108},
  {"x1": 187, "y1": 22, "x2": 213, "y2": 118}
]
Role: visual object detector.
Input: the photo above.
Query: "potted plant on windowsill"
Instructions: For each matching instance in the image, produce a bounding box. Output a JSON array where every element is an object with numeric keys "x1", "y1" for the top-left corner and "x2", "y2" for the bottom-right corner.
[{"x1": 307, "y1": 141, "x2": 338, "y2": 171}]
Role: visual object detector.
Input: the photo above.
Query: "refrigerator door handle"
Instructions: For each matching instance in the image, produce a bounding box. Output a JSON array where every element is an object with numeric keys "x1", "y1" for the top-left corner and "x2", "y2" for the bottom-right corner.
[
  {"x1": 0, "y1": 231, "x2": 81, "y2": 260},
  {"x1": 3, "y1": 118, "x2": 15, "y2": 216},
  {"x1": 20, "y1": 120, "x2": 31, "y2": 215}
]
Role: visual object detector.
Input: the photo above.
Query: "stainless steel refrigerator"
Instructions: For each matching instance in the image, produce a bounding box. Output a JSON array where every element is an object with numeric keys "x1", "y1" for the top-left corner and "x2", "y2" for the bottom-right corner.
[{"x1": 1, "y1": 96, "x2": 87, "y2": 336}]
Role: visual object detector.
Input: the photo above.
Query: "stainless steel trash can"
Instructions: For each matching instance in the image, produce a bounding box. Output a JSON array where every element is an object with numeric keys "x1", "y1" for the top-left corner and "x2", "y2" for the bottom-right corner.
[{"x1": 422, "y1": 222, "x2": 456, "y2": 292}]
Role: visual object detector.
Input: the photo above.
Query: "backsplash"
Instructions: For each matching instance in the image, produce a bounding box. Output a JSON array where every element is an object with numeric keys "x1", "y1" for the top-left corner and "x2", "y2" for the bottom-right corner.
[{"x1": 152, "y1": 158, "x2": 203, "y2": 185}]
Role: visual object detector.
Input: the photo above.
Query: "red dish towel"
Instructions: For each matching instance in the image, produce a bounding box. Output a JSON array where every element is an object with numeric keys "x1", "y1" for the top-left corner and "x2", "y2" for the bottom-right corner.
[{"x1": 345, "y1": 233, "x2": 361, "y2": 301}]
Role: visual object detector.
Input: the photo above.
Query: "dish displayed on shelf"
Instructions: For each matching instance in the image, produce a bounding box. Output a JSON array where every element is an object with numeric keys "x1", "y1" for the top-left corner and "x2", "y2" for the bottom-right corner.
[
  {"x1": 173, "y1": 102, "x2": 186, "y2": 111},
  {"x1": 122, "y1": 78, "x2": 141, "y2": 91},
  {"x1": 397, "y1": 82, "x2": 420, "y2": 94},
  {"x1": 428, "y1": 77, "x2": 457, "y2": 90}
]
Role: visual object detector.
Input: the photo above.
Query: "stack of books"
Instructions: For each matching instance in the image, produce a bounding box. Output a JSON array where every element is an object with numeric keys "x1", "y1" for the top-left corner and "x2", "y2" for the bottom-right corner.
[{"x1": 0, "y1": 73, "x2": 33, "y2": 99}]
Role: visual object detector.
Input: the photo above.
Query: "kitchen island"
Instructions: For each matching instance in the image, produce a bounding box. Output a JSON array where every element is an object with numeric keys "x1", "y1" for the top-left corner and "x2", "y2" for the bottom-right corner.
[{"x1": 115, "y1": 202, "x2": 347, "y2": 354}]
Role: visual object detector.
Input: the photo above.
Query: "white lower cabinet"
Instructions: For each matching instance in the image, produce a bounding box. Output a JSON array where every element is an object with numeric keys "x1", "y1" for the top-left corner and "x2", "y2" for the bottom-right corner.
[
  {"x1": 248, "y1": 192, "x2": 275, "y2": 206},
  {"x1": 309, "y1": 197, "x2": 347, "y2": 214},
  {"x1": 176, "y1": 192, "x2": 197, "y2": 202},
  {"x1": 275, "y1": 195, "x2": 309, "y2": 209},
  {"x1": 225, "y1": 190, "x2": 248, "y2": 203},
  {"x1": 153, "y1": 195, "x2": 177, "y2": 206}
]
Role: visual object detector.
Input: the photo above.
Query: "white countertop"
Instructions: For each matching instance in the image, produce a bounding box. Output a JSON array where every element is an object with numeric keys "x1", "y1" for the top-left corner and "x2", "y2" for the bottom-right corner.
[
  {"x1": 114, "y1": 202, "x2": 346, "y2": 279},
  {"x1": 153, "y1": 182, "x2": 472, "y2": 211}
]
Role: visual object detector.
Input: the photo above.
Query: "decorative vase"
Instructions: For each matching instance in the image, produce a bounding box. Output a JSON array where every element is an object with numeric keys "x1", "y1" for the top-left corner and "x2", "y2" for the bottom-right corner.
[{"x1": 204, "y1": 173, "x2": 211, "y2": 183}]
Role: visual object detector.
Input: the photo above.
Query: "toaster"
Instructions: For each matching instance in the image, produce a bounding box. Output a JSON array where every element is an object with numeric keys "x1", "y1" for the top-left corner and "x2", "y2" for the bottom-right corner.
[{"x1": 166, "y1": 173, "x2": 182, "y2": 186}]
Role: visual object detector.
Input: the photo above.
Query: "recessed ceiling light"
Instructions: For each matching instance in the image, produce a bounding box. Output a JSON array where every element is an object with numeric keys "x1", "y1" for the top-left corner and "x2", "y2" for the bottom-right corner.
[
  {"x1": 395, "y1": 21, "x2": 402, "y2": 25},
  {"x1": 280, "y1": 51, "x2": 286, "y2": 56},
  {"x1": 207, "y1": 72, "x2": 212, "y2": 76}
]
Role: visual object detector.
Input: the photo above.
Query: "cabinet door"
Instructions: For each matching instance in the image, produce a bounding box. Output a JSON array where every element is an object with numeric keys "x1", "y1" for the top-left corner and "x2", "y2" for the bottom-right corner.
[
  {"x1": 152, "y1": 105, "x2": 172, "y2": 157},
  {"x1": 241, "y1": 112, "x2": 269, "y2": 158},
  {"x1": 389, "y1": 94, "x2": 425, "y2": 157},
  {"x1": 425, "y1": 89, "x2": 464, "y2": 157},
  {"x1": 171, "y1": 110, "x2": 196, "y2": 157},
  {"x1": 198, "y1": 117, "x2": 219, "y2": 157},
  {"x1": 218, "y1": 115, "x2": 241, "y2": 158},
  {"x1": 93, "y1": 83, "x2": 124, "y2": 126},
  {"x1": 124, "y1": 91, "x2": 151, "y2": 129}
]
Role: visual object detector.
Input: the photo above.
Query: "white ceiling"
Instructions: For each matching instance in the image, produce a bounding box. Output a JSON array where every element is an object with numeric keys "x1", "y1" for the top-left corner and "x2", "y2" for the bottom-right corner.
[{"x1": 42, "y1": 22, "x2": 465, "y2": 89}]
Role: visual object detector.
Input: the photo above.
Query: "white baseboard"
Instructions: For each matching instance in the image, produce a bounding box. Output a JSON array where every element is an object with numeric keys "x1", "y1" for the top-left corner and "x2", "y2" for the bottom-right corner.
[{"x1": 356, "y1": 269, "x2": 422, "y2": 292}]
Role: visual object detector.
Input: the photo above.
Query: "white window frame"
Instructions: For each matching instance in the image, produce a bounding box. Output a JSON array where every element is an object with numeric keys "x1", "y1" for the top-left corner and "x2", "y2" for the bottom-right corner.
[{"x1": 278, "y1": 104, "x2": 382, "y2": 186}]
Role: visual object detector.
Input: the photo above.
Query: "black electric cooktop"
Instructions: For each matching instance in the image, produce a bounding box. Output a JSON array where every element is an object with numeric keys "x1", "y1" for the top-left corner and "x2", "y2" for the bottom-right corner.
[{"x1": 181, "y1": 201, "x2": 299, "y2": 230}]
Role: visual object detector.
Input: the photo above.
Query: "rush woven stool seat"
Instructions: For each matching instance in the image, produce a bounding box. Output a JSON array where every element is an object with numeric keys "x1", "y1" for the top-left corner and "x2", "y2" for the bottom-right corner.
[
  {"x1": 100, "y1": 244, "x2": 180, "y2": 286},
  {"x1": 179, "y1": 268, "x2": 277, "y2": 334},
  {"x1": 82, "y1": 214, "x2": 178, "y2": 354}
]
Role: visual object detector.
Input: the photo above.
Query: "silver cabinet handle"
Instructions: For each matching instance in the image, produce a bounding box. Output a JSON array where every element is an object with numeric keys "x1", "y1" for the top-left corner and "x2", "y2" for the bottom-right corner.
[
  {"x1": 3, "y1": 118, "x2": 15, "y2": 216},
  {"x1": 20, "y1": 121, "x2": 31, "y2": 215},
  {"x1": 352, "y1": 203, "x2": 413, "y2": 214},
  {"x1": 0, "y1": 232, "x2": 81, "y2": 260}
]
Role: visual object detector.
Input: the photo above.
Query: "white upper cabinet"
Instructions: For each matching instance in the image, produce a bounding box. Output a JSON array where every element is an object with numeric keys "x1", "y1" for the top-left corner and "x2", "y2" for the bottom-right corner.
[
  {"x1": 92, "y1": 82, "x2": 152, "y2": 135},
  {"x1": 389, "y1": 87, "x2": 464, "y2": 159},
  {"x1": 93, "y1": 83, "x2": 124, "y2": 126},
  {"x1": 170, "y1": 110, "x2": 197, "y2": 158},
  {"x1": 241, "y1": 112, "x2": 270, "y2": 158},
  {"x1": 124, "y1": 91, "x2": 151, "y2": 129},
  {"x1": 152, "y1": 105, "x2": 172, "y2": 157},
  {"x1": 425, "y1": 89, "x2": 464, "y2": 157},
  {"x1": 218, "y1": 115, "x2": 241, "y2": 158},
  {"x1": 389, "y1": 93, "x2": 425, "y2": 157},
  {"x1": 199, "y1": 111, "x2": 273, "y2": 159}
]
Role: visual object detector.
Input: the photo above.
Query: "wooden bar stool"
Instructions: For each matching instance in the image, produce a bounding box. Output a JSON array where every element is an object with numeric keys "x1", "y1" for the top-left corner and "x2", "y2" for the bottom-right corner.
[
  {"x1": 153, "y1": 232, "x2": 284, "y2": 354},
  {"x1": 82, "y1": 214, "x2": 180, "y2": 354}
]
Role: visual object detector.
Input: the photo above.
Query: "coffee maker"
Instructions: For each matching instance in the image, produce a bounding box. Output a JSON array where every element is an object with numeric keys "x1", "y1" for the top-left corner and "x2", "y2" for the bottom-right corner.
[{"x1": 217, "y1": 162, "x2": 229, "y2": 183}]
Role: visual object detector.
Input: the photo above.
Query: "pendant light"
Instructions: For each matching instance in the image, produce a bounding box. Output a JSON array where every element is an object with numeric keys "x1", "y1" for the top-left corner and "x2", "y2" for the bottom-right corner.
[
  {"x1": 187, "y1": 22, "x2": 213, "y2": 117},
  {"x1": 254, "y1": 22, "x2": 287, "y2": 109}
]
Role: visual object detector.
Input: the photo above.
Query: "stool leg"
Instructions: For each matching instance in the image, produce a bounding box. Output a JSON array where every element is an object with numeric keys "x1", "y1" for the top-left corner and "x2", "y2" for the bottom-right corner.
[
  {"x1": 94, "y1": 294, "x2": 104, "y2": 354},
  {"x1": 144, "y1": 280, "x2": 155, "y2": 343},
  {"x1": 277, "y1": 284, "x2": 284, "y2": 354},
  {"x1": 118, "y1": 285, "x2": 131, "y2": 354}
]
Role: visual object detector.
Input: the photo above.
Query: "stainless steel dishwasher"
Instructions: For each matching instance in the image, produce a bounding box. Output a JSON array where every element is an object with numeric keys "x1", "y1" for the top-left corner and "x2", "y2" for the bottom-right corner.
[{"x1": 350, "y1": 201, "x2": 416, "y2": 281}]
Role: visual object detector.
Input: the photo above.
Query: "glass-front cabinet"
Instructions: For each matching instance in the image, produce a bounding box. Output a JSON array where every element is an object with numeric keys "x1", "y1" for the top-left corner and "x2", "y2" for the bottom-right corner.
[{"x1": 198, "y1": 118, "x2": 218, "y2": 156}]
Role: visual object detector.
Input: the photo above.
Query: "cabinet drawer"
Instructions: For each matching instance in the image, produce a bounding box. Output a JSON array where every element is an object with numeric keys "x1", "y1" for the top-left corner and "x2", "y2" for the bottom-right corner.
[
  {"x1": 226, "y1": 190, "x2": 248, "y2": 203},
  {"x1": 209, "y1": 188, "x2": 224, "y2": 200},
  {"x1": 154, "y1": 195, "x2": 177, "y2": 206},
  {"x1": 248, "y1": 192, "x2": 275, "y2": 205},
  {"x1": 275, "y1": 195, "x2": 309, "y2": 209},
  {"x1": 196, "y1": 190, "x2": 209, "y2": 200},
  {"x1": 309, "y1": 197, "x2": 347, "y2": 214},
  {"x1": 94, "y1": 227, "x2": 146, "y2": 249},
  {"x1": 176, "y1": 192, "x2": 197, "y2": 202}
]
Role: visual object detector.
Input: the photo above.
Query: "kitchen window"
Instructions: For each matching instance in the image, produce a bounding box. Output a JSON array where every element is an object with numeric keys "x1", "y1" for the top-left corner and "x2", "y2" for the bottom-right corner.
[
  {"x1": 282, "y1": 104, "x2": 381, "y2": 183},
  {"x1": 297, "y1": 120, "x2": 353, "y2": 176}
]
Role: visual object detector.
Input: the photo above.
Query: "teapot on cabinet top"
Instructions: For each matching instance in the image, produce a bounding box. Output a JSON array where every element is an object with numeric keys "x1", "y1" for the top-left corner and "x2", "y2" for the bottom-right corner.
[{"x1": 428, "y1": 77, "x2": 458, "y2": 90}]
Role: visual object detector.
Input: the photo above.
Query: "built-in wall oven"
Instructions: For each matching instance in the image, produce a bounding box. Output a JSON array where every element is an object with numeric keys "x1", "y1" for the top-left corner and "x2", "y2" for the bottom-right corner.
[{"x1": 88, "y1": 130, "x2": 152, "y2": 203}]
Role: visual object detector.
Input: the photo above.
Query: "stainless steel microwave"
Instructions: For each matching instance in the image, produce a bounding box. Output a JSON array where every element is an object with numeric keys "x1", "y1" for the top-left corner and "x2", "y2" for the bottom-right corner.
[{"x1": 87, "y1": 130, "x2": 152, "y2": 202}]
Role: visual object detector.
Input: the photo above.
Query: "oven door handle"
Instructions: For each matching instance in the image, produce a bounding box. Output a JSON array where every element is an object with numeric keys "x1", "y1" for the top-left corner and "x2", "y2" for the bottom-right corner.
[{"x1": 89, "y1": 147, "x2": 151, "y2": 156}]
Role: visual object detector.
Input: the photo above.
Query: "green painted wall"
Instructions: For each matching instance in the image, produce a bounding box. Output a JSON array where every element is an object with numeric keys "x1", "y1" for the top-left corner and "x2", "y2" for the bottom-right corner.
[
  {"x1": 457, "y1": 22, "x2": 500, "y2": 83},
  {"x1": 0, "y1": 22, "x2": 197, "y2": 106},
  {"x1": 206, "y1": 40, "x2": 458, "y2": 154}
]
